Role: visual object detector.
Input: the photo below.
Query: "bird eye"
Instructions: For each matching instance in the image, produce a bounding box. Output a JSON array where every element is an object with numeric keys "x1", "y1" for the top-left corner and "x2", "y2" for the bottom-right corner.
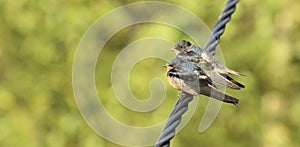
[{"x1": 186, "y1": 41, "x2": 191, "y2": 46}]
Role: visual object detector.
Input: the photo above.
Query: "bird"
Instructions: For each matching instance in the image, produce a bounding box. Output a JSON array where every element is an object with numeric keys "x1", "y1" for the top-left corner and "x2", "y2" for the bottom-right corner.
[
  {"x1": 164, "y1": 57, "x2": 239, "y2": 105},
  {"x1": 170, "y1": 40, "x2": 245, "y2": 90}
]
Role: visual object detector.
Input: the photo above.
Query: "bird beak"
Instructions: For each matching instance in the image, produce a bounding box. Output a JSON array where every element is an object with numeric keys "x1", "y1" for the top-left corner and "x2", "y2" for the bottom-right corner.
[{"x1": 164, "y1": 64, "x2": 173, "y2": 70}]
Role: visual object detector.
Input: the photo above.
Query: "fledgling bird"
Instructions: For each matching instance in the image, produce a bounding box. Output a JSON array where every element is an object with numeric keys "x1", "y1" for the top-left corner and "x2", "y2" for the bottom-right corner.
[
  {"x1": 170, "y1": 40, "x2": 245, "y2": 90},
  {"x1": 165, "y1": 58, "x2": 239, "y2": 105}
]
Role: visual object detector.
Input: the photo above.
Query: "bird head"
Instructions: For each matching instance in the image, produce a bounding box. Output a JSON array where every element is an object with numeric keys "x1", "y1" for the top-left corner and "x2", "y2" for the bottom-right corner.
[
  {"x1": 170, "y1": 40, "x2": 192, "y2": 55},
  {"x1": 164, "y1": 58, "x2": 184, "y2": 72}
]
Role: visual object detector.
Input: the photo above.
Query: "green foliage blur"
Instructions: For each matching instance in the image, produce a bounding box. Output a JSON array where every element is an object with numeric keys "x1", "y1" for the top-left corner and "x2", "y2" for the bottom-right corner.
[{"x1": 1, "y1": 0, "x2": 300, "y2": 146}]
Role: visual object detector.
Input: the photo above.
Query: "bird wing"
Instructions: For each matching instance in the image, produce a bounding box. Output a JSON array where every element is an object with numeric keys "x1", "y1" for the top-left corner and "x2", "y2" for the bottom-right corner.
[
  {"x1": 183, "y1": 61, "x2": 240, "y2": 105},
  {"x1": 220, "y1": 73, "x2": 245, "y2": 88},
  {"x1": 208, "y1": 71, "x2": 245, "y2": 89},
  {"x1": 212, "y1": 58, "x2": 245, "y2": 76},
  {"x1": 200, "y1": 85, "x2": 239, "y2": 105}
]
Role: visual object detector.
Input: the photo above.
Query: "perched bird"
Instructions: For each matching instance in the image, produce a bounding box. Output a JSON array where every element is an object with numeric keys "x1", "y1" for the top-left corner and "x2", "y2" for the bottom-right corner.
[
  {"x1": 165, "y1": 58, "x2": 239, "y2": 105},
  {"x1": 170, "y1": 40, "x2": 245, "y2": 90}
]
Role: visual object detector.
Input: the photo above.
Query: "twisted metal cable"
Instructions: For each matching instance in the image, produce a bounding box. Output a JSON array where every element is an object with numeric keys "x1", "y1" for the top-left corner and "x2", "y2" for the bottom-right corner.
[
  {"x1": 155, "y1": 0, "x2": 239, "y2": 146},
  {"x1": 204, "y1": 0, "x2": 239, "y2": 56},
  {"x1": 155, "y1": 92, "x2": 194, "y2": 147}
]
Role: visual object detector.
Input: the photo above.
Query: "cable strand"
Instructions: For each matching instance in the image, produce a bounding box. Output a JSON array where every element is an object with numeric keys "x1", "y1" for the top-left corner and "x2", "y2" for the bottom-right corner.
[{"x1": 204, "y1": 0, "x2": 239, "y2": 56}]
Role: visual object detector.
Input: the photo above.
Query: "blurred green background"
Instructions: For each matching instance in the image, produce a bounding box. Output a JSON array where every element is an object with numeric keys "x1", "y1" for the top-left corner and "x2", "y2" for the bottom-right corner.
[{"x1": 1, "y1": 0, "x2": 300, "y2": 146}]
